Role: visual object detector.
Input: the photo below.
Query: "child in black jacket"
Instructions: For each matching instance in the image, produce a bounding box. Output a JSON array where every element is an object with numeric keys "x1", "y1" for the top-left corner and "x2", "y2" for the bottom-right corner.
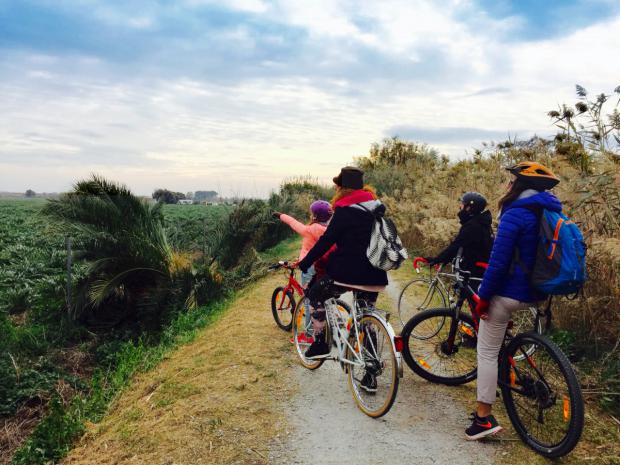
[{"x1": 426, "y1": 192, "x2": 494, "y2": 281}]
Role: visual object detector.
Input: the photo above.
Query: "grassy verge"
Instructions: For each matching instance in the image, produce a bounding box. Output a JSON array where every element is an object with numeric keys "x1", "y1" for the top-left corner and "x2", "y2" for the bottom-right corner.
[
  {"x1": 61, "y1": 259, "x2": 298, "y2": 464},
  {"x1": 10, "y1": 238, "x2": 300, "y2": 465}
]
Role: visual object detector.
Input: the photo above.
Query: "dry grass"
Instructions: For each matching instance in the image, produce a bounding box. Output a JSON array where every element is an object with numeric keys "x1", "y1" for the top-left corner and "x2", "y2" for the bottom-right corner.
[
  {"x1": 1, "y1": 406, "x2": 45, "y2": 465},
  {"x1": 61, "y1": 273, "x2": 298, "y2": 465}
]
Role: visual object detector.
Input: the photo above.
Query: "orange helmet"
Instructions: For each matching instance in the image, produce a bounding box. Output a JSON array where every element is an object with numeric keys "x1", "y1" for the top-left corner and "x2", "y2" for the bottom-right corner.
[{"x1": 506, "y1": 161, "x2": 560, "y2": 191}]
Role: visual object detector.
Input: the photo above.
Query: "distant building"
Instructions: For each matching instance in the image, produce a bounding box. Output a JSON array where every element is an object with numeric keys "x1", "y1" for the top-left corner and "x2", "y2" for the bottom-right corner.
[{"x1": 178, "y1": 199, "x2": 193, "y2": 205}]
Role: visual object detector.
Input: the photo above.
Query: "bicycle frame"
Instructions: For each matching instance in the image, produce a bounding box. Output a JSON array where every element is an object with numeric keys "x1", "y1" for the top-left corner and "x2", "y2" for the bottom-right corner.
[
  {"x1": 282, "y1": 267, "x2": 305, "y2": 298},
  {"x1": 324, "y1": 296, "x2": 403, "y2": 377},
  {"x1": 444, "y1": 259, "x2": 549, "y2": 378}
]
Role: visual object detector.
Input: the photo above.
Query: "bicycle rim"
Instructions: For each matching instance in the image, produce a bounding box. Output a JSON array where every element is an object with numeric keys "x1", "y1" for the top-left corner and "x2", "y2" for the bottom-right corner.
[
  {"x1": 401, "y1": 308, "x2": 477, "y2": 385},
  {"x1": 346, "y1": 315, "x2": 399, "y2": 417},
  {"x1": 501, "y1": 332, "x2": 584, "y2": 458},
  {"x1": 292, "y1": 302, "x2": 326, "y2": 370},
  {"x1": 397, "y1": 278, "x2": 448, "y2": 327},
  {"x1": 271, "y1": 287, "x2": 295, "y2": 331}
]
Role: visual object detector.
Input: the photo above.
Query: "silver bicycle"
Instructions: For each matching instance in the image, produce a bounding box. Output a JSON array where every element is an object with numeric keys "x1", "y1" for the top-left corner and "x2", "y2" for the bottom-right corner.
[
  {"x1": 398, "y1": 257, "x2": 543, "y2": 339},
  {"x1": 292, "y1": 286, "x2": 403, "y2": 418}
]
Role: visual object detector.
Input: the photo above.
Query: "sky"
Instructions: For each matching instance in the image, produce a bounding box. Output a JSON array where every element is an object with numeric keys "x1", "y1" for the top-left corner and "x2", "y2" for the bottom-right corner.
[{"x1": 1, "y1": 0, "x2": 619, "y2": 197}]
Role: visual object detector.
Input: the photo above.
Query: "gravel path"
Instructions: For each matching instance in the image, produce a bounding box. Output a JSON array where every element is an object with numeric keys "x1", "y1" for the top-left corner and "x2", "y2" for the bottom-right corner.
[{"x1": 270, "y1": 276, "x2": 501, "y2": 465}]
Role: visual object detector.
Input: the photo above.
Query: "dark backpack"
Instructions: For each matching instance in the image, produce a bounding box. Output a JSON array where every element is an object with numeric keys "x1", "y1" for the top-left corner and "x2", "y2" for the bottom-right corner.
[{"x1": 517, "y1": 207, "x2": 587, "y2": 295}]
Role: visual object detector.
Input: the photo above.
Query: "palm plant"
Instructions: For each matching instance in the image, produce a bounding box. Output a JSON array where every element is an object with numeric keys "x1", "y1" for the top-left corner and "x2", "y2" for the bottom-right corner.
[{"x1": 42, "y1": 175, "x2": 177, "y2": 320}]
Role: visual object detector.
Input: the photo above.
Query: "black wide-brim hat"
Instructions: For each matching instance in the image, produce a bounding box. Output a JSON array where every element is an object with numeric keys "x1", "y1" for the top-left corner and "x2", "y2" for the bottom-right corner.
[{"x1": 333, "y1": 166, "x2": 364, "y2": 189}]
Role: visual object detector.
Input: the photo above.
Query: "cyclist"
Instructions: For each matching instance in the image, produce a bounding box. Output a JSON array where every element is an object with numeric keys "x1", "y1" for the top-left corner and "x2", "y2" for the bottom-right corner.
[
  {"x1": 297, "y1": 166, "x2": 388, "y2": 390},
  {"x1": 273, "y1": 200, "x2": 333, "y2": 343},
  {"x1": 425, "y1": 192, "x2": 493, "y2": 286},
  {"x1": 467, "y1": 161, "x2": 561, "y2": 440}
]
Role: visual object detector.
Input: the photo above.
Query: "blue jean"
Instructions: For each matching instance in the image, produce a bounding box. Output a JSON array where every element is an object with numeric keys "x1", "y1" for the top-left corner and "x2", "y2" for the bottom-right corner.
[{"x1": 300, "y1": 266, "x2": 315, "y2": 329}]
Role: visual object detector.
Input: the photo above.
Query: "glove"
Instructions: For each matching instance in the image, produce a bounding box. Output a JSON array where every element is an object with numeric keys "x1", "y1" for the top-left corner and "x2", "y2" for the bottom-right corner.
[
  {"x1": 475, "y1": 299, "x2": 490, "y2": 319},
  {"x1": 425, "y1": 257, "x2": 437, "y2": 266}
]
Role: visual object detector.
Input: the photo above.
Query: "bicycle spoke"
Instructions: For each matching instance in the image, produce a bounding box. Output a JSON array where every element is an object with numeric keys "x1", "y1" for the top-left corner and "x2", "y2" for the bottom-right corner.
[
  {"x1": 404, "y1": 309, "x2": 477, "y2": 383},
  {"x1": 347, "y1": 314, "x2": 398, "y2": 417}
]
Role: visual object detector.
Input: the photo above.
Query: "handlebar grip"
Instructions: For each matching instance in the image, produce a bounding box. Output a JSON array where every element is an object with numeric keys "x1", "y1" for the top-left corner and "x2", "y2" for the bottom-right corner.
[{"x1": 412, "y1": 257, "x2": 428, "y2": 271}]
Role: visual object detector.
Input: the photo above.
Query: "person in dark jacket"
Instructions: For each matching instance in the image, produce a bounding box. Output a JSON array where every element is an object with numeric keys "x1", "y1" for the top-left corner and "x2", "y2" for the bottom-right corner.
[
  {"x1": 466, "y1": 161, "x2": 562, "y2": 441},
  {"x1": 426, "y1": 192, "x2": 493, "y2": 283},
  {"x1": 298, "y1": 166, "x2": 388, "y2": 374}
]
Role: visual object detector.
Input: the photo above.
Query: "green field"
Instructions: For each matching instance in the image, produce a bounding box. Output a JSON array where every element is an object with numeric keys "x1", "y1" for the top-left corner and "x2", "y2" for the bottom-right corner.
[
  {"x1": 162, "y1": 203, "x2": 231, "y2": 250},
  {"x1": 0, "y1": 200, "x2": 230, "y2": 318}
]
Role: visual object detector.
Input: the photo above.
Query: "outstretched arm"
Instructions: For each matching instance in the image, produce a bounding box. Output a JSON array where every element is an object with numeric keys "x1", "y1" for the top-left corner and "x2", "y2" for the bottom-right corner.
[{"x1": 279, "y1": 213, "x2": 309, "y2": 236}]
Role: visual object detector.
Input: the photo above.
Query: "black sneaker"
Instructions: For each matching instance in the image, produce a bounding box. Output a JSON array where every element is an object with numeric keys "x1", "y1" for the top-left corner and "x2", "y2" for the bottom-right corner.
[
  {"x1": 360, "y1": 372, "x2": 377, "y2": 394},
  {"x1": 304, "y1": 336, "x2": 330, "y2": 359},
  {"x1": 465, "y1": 413, "x2": 503, "y2": 440}
]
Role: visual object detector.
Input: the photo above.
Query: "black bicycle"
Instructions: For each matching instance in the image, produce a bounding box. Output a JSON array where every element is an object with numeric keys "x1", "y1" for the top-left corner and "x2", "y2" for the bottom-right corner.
[{"x1": 401, "y1": 258, "x2": 584, "y2": 458}]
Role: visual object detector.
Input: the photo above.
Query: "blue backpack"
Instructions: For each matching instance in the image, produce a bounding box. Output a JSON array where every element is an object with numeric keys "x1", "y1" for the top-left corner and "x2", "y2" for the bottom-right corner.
[{"x1": 527, "y1": 208, "x2": 587, "y2": 295}]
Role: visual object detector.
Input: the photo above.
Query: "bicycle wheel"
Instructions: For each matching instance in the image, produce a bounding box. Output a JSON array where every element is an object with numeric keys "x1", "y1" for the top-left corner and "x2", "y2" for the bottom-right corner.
[
  {"x1": 271, "y1": 287, "x2": 295, "y2": 331},
  {"x1": 500, "y1": 332, "x2": 584, "y2": 458},
  {"x1": 398, "y1": 278, "x2": 448, "y2": 326},
  {"x1": 346, "y1": 314, "x2": 399, "y2": 417},
  {"x1": 292, "y1": 300, "x2": 325, "y2": 370},
  {"x1": 401, "y1": 308, "x2": 478, "y2": 385}
]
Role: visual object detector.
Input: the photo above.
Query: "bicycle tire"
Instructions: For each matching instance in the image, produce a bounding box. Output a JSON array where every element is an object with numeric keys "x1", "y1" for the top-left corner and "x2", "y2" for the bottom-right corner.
[
  {"x1": 511, "y1": 306, "x2": 544, "y2": 362},
  {"x1": 397, "y1": 278, "x2": 448, "y2": 326},
  {"x1": 401, "y1": 307, "x2": 478, "y2": 386},
  {"x1": 292, "y1": 301, "x2": 325, "y2": 370},
  {"x1": 271, "y1": 286, "x2": 295, "y2": 331},
  {"x1": 500, "y1": 332, "x2": 584, "y2": 458},
  {"x1": 346, "y1": 314, "x2": 399, "y2": 417}
]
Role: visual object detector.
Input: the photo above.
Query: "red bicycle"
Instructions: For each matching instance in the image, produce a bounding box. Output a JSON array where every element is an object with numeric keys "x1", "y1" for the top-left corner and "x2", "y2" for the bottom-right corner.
[{"x1": 268, "y1": 261, "x2": 305, "y2": 331}]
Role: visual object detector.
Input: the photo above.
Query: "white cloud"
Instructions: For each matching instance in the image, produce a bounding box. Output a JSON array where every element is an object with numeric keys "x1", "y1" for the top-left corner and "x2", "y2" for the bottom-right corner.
[{"x1": 2, "y1": 2, "x2": 620, "y2": 195}]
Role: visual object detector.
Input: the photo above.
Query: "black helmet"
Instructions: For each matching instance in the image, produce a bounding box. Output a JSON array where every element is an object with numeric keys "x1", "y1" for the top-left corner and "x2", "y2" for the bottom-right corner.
[{"x1": 460, "y1": 192, "x2": 487, "y2": 214}]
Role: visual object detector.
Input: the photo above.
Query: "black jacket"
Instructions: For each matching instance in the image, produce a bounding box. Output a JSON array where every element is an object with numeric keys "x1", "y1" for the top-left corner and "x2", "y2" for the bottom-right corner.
[
  {"x1": 432, "y1": 210, "x2": 494, "y2": 278},
  {"x1": 299, "y1": 200, "x2": 388, "y2": 285}
]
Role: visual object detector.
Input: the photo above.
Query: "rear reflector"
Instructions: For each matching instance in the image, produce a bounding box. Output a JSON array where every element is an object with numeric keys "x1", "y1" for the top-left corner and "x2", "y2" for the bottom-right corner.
[{"x1": 394, "y1": 336, "x2": 404, "y2": 352}]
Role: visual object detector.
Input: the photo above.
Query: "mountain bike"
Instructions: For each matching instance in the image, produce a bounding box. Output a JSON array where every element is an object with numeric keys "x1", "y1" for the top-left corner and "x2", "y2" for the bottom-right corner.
[
  {"x1": 268, "y1": 261, "x2": 304, "y2": 331},
  {"x1": 292, "y1": 281, "x2": 403, "y2": 418},
  {"x1": 398, "y1": 257, "x2": 542, "y2": 338},
  {"x1": 401, "y1": 258, "x2": 584, "y2": 457}
]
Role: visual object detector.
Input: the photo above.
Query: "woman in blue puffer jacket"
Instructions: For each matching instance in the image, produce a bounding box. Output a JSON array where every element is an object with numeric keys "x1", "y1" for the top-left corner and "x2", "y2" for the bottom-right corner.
[{"x1": 465, "y1": 161, "x2": 562, "y2": 441}]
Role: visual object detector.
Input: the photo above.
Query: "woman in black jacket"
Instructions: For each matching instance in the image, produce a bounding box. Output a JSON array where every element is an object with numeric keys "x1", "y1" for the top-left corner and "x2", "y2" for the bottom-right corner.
[
  {"x1": 298, "y1": 166, "x2": 387, "y2": 368},
  {"x1": 426, "y1": 192, "x2": 493, "y2": 284}
]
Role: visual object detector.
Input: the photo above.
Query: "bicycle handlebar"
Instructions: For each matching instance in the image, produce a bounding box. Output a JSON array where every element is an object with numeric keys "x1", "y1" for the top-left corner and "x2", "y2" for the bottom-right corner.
[{"x1": 268, "y1": 260, "x2": 297, "y2": 271}]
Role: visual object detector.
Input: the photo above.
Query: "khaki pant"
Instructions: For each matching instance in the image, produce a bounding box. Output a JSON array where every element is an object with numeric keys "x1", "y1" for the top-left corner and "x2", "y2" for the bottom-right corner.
[{"x1": 477, "y1": 296, "x2": 529, "y2": 404}]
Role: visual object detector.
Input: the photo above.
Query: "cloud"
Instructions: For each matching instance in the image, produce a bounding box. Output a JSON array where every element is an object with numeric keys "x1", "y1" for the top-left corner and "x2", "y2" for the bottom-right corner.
[
  {"x1": 463, "y1": 87, "x2": 512, "y2": 97},
  {"x1": 386, "y1": 125, "x2": 529, "y2": 144},
  {"x1": 1, "y1": 1, "x2": 620, "y2": 195}
]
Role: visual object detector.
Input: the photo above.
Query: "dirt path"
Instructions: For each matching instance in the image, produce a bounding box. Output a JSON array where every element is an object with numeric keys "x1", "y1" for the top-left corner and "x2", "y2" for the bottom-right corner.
[{"x1": 271, "y1": 275, "x2": 500, "y2": 465}]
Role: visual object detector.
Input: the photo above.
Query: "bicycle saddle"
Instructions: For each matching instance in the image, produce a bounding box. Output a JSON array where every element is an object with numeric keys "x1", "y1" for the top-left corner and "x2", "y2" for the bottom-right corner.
[{"x1": 333, "y1": 281, "x2": 386, "y2": 293}]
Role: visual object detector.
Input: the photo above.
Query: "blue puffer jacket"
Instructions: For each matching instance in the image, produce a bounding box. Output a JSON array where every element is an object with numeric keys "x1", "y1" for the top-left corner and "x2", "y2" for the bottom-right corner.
[{"x1": 477, "y1": 190, "x2": 562, "y2": 303}]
